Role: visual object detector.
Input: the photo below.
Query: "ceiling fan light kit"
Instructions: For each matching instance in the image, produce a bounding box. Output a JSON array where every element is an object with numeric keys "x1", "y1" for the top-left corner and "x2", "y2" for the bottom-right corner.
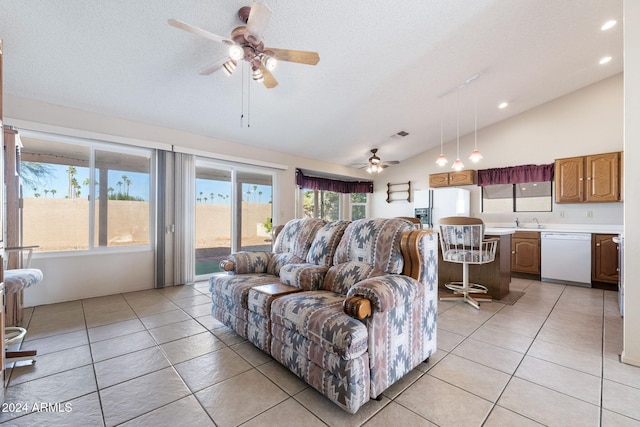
[
  {"x1": 168, "y1": 2, "x2": 320, "y2": 89},
  {"x1": 364, "y1": 149, "x2": 399, "y2": 174}
]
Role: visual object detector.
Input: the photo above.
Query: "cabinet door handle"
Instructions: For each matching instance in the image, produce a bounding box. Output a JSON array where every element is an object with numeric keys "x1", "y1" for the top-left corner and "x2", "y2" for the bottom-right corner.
[
  {"x1": 596, "y1": 243, "x2": 601, "y2": 246},
  {"x1": 512, "y1": 251, "x2": 516, "y2": 254}
]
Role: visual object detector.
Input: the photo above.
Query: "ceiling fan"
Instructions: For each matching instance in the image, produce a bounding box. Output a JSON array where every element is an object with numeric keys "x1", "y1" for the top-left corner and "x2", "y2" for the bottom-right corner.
[
  {"x1": 360, "y1": 149, "x2": 400, "y2": 173},
  {"x1": 168, "y1": 2, "x2": 320, "y2": 89}
]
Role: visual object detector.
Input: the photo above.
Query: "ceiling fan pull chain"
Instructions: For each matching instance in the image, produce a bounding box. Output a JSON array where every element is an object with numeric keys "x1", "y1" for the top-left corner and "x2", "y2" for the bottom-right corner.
[
  {"x1": 247, "y1": 71, "x2": 251, "y2": 128},
  {"x1": 240, "y1": 61, "x2": 245, "y2": 128}
]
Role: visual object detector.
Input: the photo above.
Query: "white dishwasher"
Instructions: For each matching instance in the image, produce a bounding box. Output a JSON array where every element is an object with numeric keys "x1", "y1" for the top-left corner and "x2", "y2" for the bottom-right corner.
[{"x1": 541, "y1": 232, "x2": 592, "y2": 286}]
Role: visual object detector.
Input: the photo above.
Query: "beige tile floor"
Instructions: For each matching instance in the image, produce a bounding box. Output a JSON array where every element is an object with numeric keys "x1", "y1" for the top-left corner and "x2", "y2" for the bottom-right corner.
[{"x1": 1, "y1": 278, "x2": 639, "y2": 426}]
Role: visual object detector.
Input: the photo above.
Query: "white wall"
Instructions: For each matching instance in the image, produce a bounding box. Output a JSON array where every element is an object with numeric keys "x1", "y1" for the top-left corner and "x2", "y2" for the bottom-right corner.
[
  {"x1": 622, "y1": 0, "x2": 640, "y2": 366},
  {"x1": 371, "y1": 74, "x2": 624, "y2": 227}
]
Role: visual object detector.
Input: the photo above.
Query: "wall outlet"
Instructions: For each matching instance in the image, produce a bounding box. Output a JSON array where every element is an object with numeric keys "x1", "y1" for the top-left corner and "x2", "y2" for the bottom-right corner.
[{"x1": 587, "y1": 210, "x2": 593, "y2": 218}]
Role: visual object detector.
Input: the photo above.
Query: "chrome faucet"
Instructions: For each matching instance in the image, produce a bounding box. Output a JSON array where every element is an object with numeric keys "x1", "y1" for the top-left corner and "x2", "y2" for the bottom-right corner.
[
  {"x1": 533, "y1": 217, "x2": 540, "y2": 228},
  {"x1": 515, "y1": 217, "x2": 520, "y2": 228}
]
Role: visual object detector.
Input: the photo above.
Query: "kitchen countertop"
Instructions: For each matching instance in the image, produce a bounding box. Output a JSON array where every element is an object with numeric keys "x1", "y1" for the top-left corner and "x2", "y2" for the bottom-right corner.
[{"x1": 485, "y1": 224, "x2": 623, "y2": 235}]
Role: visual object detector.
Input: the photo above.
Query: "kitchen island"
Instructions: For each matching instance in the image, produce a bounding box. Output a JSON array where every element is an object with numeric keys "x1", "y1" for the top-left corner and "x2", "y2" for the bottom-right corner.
[{"x1": 438, "y1": 228, "x2": 513, "y2": 300}]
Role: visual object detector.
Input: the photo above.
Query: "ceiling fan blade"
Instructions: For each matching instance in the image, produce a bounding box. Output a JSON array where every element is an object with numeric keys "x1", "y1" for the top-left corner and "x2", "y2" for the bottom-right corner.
[
  {"x1": 266, "y1": 48, "x2": 320, "y2": 65},
  {"x1": 245, "y1": 2, "x2": 272, "y2": 44},
  {"x1": 382, "y1": 161, "x2": 400, "y2": 165},
  {"x1": 260, "y1": 65, "x2": 278, "y2": 89},
  {"x1": 198, "y1": 57, "x2": 229, "y2": 75},
  {"x1": 168, "y1": 19, "x2": 233, "y2": 45}
]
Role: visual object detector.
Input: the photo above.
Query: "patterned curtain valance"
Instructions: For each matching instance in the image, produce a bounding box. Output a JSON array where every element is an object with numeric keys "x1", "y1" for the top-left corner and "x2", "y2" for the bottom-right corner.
[
  {"x1": 295, "y1": 169, "x2": 374, "y2": 193},
  {"x1": 477, "y1": 163, "x2": 555, "y2": 186}
]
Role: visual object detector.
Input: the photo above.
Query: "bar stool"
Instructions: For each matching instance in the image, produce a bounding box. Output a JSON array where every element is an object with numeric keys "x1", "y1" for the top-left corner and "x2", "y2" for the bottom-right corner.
[
  {"x1": 438, "y1": 217, "x2": 497, "y2": 309},
  {"x1": 4, "y1": 246, "x2": 42, "y2": 363}
]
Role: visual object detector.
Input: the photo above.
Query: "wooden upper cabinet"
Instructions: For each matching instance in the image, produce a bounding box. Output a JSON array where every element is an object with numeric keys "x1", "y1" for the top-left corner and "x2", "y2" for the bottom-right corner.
[
  {"x1": 429, "y1": 172, "x2": 449, "y2": 188},
  {"x1": 429, "y1": 170, "x2": 476, "y2": 188},
  {"x1": 555, "y1": 152, "x2": 621, "y2": 203},
  {"x1": 585, "y1": 152, "x2": 619, "y2": 202},
  {"x1": 449, "y1": 170, "x2": 477, "y2": 186},
  {"x1": 555, "y1": 156, "x2": 584, "y2": 203}
]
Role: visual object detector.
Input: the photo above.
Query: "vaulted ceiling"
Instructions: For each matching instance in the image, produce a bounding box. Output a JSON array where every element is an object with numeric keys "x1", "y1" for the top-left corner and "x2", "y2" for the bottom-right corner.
[{"x1": 0, "y1": 0, "x2": 623, "y2": 169}]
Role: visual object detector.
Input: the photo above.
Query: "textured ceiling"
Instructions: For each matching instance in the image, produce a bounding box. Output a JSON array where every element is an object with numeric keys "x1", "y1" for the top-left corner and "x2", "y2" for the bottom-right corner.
[{"x1": 0, "y1": 0, "x2": 623, "y2": 169}]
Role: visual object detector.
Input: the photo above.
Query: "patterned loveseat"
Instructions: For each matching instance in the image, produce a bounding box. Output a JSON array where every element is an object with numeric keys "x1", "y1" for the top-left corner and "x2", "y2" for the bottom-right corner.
[{"x1": 209, "y1": 217, "x2": 438, "y2": 413}]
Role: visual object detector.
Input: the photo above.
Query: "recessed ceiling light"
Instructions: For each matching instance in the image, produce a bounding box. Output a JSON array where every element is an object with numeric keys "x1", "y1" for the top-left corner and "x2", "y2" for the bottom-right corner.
[
  {"x1": 600, "y1": 56, "x2": 612, "y2": 65},
  {"x1": 498, "y1": 102, "x2": 508, "y2": 109},
  {"x1": 601, "y1": 20, "x2": 617, "y2": 31}
]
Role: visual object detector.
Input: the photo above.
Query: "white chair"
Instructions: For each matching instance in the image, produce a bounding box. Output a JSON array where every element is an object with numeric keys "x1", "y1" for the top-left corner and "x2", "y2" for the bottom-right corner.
[
  {"x1": 438, "y1": 217, "x2": 497, "y2": 309},
  {"x1": 4, "y1": 246, "x2": 42, "y2": 363}
]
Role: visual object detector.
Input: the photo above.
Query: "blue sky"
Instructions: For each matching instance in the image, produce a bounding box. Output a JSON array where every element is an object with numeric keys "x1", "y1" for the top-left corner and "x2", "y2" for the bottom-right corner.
[{"x1": 21, "y1": 162, "x2": 272, "y2": 203}]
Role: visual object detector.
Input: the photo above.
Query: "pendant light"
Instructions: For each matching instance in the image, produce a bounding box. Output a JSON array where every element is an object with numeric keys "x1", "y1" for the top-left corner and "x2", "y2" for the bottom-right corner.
[
  {"x1": 451, "y1": 87, "x2": 464, "y2": 171},
  {"x1": 435, "y1": 98, "x2": 448, "y2": 166},
  {"x1": 469, "y1": 85, "x2": 483, "y2": 163}
]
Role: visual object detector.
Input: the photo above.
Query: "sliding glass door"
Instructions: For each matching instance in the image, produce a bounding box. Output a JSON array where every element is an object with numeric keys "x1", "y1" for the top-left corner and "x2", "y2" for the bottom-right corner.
[
  {"x1": 194, "y1": 163, "x2": 232, "y2": 276},
  {"x1": 237, "y1": 170, "x2": 273, "y2": 252},
  {"x1": 194, "y1": 160, "x2": 274, "y2": 279}
]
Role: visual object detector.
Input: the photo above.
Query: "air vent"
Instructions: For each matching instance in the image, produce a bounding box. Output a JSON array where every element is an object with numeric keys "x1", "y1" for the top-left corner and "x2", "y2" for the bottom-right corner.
[{"x1": 390, "y1": 130, "x2": 409, "y2": 140}]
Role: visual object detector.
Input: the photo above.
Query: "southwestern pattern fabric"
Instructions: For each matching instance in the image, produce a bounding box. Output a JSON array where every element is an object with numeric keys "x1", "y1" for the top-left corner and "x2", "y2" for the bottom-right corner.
[
  {"x1": 322, "y1": 261, "x2": 386, "y2": 295},
  {"x1": 333, "y1": 218, "x2": 413, "y2": 274},
  {"x1": 4, "y1": 268, "x2": 43, "y2": 294},
  {"x1": 272, "y1": 218, "x2": 326, "y2": 260},
  {"x1": 270, "y1": 291, "x2": 368, "y2": 360},
  {"x1": 227, "y1": 251, "x2": 271, "y2": 274},
  {"x1": 209, "y1": 218, "x2": 438, "y2": 414},
  {"x1": 306, "y1": 220, "x2": 350, "y2": 266},
  {"x1": 278, "y1": 264, "x2": 328, "y2": 291}
]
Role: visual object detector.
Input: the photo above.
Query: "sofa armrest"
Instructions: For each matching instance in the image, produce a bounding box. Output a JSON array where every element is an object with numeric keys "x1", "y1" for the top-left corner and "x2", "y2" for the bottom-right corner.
[
  {"x1": 221, "y1": 251, "x2": 273, "y2": 274},
  {"x1": 346, "y1": 275, "x2": 420, "y2": 313},
  {"x1": 343, "y1": 296, "x2": 372, "y2": 319}
]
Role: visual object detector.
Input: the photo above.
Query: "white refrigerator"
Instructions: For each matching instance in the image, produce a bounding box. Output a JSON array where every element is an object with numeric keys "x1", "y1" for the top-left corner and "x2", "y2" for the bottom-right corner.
[{"x1": 414, "y1": 188, "x2": 470, "y2": 229}]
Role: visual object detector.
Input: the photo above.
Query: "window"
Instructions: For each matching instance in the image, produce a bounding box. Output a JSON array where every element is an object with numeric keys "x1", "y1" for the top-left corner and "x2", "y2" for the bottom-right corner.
[
  {"x1": 302, "y1": 190, "x2": 339, "y2": 221},
  {"x1": 482, "y1": 181, "x2": 552, "y2": 213},
  {"x1": 350, "y1": 193, "x2": 368, "y2": 220},
  {"x1": 20, "y1": 133, "x2": 153, "y2": 252}
]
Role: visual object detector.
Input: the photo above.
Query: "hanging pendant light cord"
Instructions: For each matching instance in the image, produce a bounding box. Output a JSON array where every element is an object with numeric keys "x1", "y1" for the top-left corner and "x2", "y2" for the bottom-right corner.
[{"x1": 456, "y1": 88, "x2": 460, "y2": 157}]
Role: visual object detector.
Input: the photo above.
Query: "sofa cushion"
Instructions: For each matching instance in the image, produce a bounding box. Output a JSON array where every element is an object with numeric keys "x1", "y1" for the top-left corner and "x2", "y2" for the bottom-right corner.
[
  {"x1": 333, "y1": 218, "x2": 413, "y2": 274},
  {"x1": 279, "y1": 264, "x2": 329, "y2": 291},
  {"x1": 322, "y1": 261, "x2": 385, "y2": 295},
  {"x1": 305, "y1": 220, "x2": 350, "y2": 266},
  {"x1": 270, "y1": 291, "x2": 368, "y2": 360},
  {"x1": 266, "y1": 253, "x2": 306, "y2": 276},
  {"x1": 272, "y1": 218, "x2": 326, "y2": 260}
]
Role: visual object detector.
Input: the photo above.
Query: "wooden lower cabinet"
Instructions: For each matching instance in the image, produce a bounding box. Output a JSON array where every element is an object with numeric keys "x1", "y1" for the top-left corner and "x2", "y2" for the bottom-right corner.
[
  {"x1": 511, "y1": 231, "x2": 540, "y2": 274},
  {"x1": 592, "y1": 234, "x2": 619, "y2": 284}
]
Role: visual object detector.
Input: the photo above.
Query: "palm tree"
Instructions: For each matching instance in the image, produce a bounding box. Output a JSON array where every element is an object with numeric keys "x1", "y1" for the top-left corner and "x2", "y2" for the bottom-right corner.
[
  {"x1": 117, "y1": 181, "x2": 123, "y2": 196},
  {"x1": 253, "y1": 185, "x2": 258, "y2": 202},
  {"x1": 51, "y1": 189, "x2": 57, "y2": 198},
  {"x1": 210, "y1": 192, "x2": 215, "y2": 203},
  {"x1": 44, "y1": 189, "x2": 49, "y2": 197},
  {"x1": 258, "y1": 191, "x2": 263, "y2": 202},
  {"x1": 67, "y1": 166, "x2": 77, "y2": 199}
]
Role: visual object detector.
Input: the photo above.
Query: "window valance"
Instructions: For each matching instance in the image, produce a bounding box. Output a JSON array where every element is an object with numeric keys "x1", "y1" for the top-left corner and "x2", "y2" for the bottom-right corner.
[
  {"x1": 295, "y1": 169, "x2": 373, "y2": 193},
  {"x1": 477, "y1": 163, "x2": 554, "y2": 186}
]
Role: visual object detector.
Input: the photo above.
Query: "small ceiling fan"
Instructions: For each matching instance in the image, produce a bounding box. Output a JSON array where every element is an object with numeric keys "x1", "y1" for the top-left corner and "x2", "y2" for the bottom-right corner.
[
  {"x1": 168, "y1": 2, "x2": 320, "y2": 89},
  {"x1": 357, "y1": 149, "x2": 400, "y2": 173}
]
